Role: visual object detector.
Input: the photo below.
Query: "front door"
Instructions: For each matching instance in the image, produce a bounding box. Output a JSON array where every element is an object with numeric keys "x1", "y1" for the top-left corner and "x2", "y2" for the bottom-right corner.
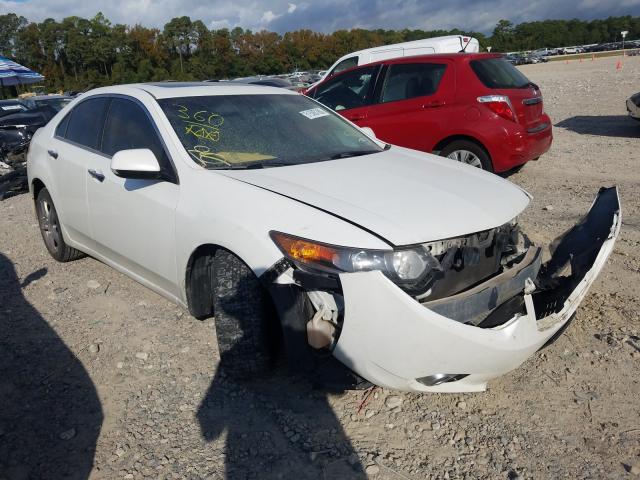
[
  {"x1": 312, "y1": 65, "x2": 380, "y2": 126},
  {"x1": 85, "y1": 96, "x2": 180, "y2": 297}
]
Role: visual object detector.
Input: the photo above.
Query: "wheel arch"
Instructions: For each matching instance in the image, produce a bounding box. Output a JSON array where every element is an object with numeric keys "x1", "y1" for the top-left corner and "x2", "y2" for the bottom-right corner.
[
  {"x1": 31, "y1": 177, "x2": 46, "y2": 201},
  {"x1": 432, "y1": 134, "x2": 491, "y2": 158},
  {"x1": 185, "y1": 243, "x2": 218, "y2": 319}
]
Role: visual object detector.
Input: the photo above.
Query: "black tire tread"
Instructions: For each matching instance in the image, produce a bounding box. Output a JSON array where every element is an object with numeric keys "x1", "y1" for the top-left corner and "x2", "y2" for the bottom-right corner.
[{"x1": 213, "y1": 249, "x2": 275, "y2": 377}]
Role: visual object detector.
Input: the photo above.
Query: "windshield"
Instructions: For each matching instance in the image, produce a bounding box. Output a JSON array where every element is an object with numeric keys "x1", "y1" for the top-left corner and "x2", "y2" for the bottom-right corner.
[
  {"x1": 470, "y1": 57, "x2": 531, "y2": 89},
  {"x1": 158, "y1": 94, "x2": 382, "y2": 169}
]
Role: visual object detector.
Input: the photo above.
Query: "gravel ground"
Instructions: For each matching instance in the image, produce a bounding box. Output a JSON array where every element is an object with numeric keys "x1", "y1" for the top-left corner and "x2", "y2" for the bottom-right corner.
[{"x1": 1, "y1": 55, "x2": 639, "y2": 480}]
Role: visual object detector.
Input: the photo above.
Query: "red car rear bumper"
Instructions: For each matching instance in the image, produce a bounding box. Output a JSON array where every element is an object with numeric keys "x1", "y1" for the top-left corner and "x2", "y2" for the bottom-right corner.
[{"x1": 490, "y1": 116, "x2": 553, "y2": 172}]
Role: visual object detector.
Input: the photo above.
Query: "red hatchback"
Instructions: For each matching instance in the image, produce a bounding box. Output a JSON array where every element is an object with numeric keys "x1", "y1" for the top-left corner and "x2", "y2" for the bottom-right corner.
[{"x1": 305, "y1": 53, "x2": 552, "y2": 172}]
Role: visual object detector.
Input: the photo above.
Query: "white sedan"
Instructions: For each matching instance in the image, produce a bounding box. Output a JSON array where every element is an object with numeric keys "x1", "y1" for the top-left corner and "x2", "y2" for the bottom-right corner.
[{"x1": 27, "y1": 83, "x2": 621, "y2": 392}]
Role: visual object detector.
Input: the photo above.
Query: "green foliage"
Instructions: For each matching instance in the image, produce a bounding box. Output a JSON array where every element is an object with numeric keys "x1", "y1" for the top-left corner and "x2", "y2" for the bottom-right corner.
[{"x1": 1, "y1": 12, "x2": 637, "y2": 91}]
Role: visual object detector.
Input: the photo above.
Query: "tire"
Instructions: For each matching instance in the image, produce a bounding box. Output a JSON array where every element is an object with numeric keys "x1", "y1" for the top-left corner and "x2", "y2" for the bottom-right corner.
[
  {"x1": 36, "y1": 188, "x2": 85, "y2": 262},
  {"x1": 440, "y1": 140, "x2": 493, "y2": 172},
  {"x1": 212, "y1": 249, "x2": 279, "y2": 378}
]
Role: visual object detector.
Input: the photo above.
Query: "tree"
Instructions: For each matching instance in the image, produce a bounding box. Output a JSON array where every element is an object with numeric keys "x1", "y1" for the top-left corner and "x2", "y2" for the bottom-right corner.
[
  {"x1": 492, "y1": 19, "x2": 515, "y2": 51},
  {"x1": 3, "y1": 12, "x2": 639, "y2": 91},
  {"x1": 0, "y1": 13, "x2": 27, "y2": 57}
]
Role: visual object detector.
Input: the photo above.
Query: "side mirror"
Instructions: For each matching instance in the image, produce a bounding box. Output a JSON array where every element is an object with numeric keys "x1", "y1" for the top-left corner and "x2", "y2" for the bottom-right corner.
[{"x1": 110, "y1": 148, "x2": 161, "y2": 180}]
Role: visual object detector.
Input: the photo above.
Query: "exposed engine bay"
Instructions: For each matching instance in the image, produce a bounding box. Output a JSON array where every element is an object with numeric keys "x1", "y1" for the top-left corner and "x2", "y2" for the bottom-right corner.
[
  {"x1": 263, "y1": 187, "x2": 620, "y2": 392},
  {"x1": 296, "y1": 187, "x2": 620, "y2": 356},
  {"x1": 301, "y1": 219, "x2": 539, "y2": 349}
]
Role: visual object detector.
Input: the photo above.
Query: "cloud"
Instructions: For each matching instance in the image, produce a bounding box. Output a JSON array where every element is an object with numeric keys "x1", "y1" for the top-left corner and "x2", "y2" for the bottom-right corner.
[
  {"x1": 261, "y1": 10, "x2": 277, "y2": 23},
  {"x1": 1, "y1": 0, "x2": 639, "y2": 34}
]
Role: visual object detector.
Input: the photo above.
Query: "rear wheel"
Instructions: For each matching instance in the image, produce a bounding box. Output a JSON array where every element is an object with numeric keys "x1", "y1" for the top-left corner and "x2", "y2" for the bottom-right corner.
[
  {"x1": 213, "y1": 249, "x2": 279, "y2": 378},
  {"x1": 36, "y1": 188, "x2": 84, "y2": 262},
  {"x1": 440, "y1": 140, "x2": 493, "y2": 172}
]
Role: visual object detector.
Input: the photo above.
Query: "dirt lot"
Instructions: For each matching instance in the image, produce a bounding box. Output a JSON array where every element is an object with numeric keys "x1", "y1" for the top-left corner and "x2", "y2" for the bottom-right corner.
[{"x1": 1, "y1": 55, "x2": 639, "y2": 480}]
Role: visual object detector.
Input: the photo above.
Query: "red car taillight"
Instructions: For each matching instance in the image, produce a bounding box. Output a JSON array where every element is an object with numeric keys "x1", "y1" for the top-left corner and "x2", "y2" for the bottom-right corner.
[{"x1": 477, "y1": 95, "x2": 517, "y2": 123}]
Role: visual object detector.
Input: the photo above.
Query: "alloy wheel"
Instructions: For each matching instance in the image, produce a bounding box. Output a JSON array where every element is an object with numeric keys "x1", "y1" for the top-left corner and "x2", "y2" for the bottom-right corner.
[
  {"x1": 38, "y1": 198, "x2": 61, "y2": 253},
  {"x1": 446, "y1": 149, "x2": 483, "y2": 168}
]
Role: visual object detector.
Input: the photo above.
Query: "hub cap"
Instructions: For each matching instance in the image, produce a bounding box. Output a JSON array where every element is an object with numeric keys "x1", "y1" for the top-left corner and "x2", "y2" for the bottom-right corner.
[
  {"x1": 38, "y1": 198, "x2": 61, "y2": 252},
  {"x1": 447, "y1": 149, "x2": 483, "y2": 169}
]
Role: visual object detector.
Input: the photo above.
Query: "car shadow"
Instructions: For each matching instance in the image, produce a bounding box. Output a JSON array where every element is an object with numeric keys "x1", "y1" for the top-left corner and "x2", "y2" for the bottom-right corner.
[
  {"x1": 196, "y1": 275, "x2": 366, "y2": 479},
  {"x1": 555, "y1": 115, "x2": 640, "y2": 138},
  {"x1": 0, "y1": 253, "x2": 103, "y2": 479}
]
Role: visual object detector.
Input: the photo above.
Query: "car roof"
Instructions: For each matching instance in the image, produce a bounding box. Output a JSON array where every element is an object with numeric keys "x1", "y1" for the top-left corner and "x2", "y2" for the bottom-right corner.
[
  {"x1": 337, "y1": 35, "x2": 474, "y2": 59},
  {"x1": 82, "y1": 81, "x2": 299, "y2": 100},
  {"x1": 378, "y1": 52, "x2": 501, "y2": 65}
]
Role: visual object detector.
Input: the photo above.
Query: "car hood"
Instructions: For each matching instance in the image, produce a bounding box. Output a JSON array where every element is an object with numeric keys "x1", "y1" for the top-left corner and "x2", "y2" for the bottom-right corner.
[{"x1": 219, "y1": 148, "x2": 530, "y2": 246}]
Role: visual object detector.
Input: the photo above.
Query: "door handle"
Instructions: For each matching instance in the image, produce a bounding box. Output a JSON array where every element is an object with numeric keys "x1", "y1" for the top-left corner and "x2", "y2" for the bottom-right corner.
[
  {"x1": 88, "y1": 169, "x2": 105, "y2": 182},
  {"x1": 347, "y1": 114, "x2": 366, "y2": 121},
  {"x1": 422, "y1": 100, "x2": 445, "y2": 109},
  {"x1": 47, "y1": 149, "x2": 58, "y2": 159}
]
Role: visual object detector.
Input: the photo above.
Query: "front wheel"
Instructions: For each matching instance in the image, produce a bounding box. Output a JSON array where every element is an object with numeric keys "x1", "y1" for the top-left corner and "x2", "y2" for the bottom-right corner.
[
  {"x1": 440, "y1": 140, "x2": 493, "y2": 172},
  {"x1": 36, "y1": 188, "x2": 85, "y2": 262},
  {"x1": 212, "y1": 249, "x2": 280, "y2": 378}
]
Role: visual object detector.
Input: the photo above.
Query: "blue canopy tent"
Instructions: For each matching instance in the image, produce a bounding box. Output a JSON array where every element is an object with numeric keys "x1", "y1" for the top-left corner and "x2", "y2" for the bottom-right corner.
[{"x1": 0, "y1": 56, "x2": 44, "y2": 98}]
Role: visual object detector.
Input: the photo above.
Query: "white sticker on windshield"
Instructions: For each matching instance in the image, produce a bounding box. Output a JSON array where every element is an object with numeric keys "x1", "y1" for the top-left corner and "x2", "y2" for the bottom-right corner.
[
  {"x1": 1, "y1": 105, "x2": 22, "y2": 111},
  {"x1": 299, "y1": 107, "x2": 329, "y2": 119}
]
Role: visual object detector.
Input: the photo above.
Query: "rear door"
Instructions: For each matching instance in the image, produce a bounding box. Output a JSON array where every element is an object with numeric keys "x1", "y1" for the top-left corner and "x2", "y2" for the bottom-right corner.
[
  {"x1": 311, "y1": 65, "x2": 380, "y2": 125},
  {"x1": 86, "y1": 96, "x2": 181, "y2": 297},
  {"x1": 50, "y1": 96, "x2": 110, "y2": 245},
  {"x1": 469, "y1": 57, "x2": 546, "y2": 131},
  {"x1": 362, "y1": 60, "x2": 454, "y2": 151}
]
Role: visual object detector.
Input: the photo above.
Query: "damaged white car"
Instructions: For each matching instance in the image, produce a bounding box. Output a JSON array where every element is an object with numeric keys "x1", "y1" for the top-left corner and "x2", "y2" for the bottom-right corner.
[{"x1": 27, "y1": 83, "x2": 621, "y2": 392}]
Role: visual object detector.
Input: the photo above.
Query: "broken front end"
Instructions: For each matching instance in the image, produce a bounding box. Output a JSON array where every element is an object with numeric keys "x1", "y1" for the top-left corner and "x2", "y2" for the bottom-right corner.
[{"x1": 264, "y1": 187, "x2": 621, "y2": 392}]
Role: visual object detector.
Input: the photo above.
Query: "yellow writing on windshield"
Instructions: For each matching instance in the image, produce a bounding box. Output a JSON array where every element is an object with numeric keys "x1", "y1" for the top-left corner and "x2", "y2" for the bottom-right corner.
[
  {"x1": 176, "y1": 104, "x2": 224, "y2": 143},
  {"x1": 187, "y1": 145, "x2": 230, "y2": 167}
]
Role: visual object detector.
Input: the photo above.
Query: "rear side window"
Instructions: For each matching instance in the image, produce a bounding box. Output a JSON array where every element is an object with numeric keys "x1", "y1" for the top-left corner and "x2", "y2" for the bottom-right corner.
[
  {"x1": 55, "y1": 113, "x2": 71, "y2": 138},
  {"x1": 381, "y1": 63, "x2": 447, "y2": 103},
  {"x1": 330, "y1": 56, "x2": 358, "y2": 77},
  {"x1": 64, "y1": 97, "x2": 110, "y2": 149},
  {"x1": 470, "y1": 58, "x2": 530, "y2": 89},
  {"x1": 101, "y1": 98, "x2": 169, "y2": 166},
  {"x1": 314, "y1": 65, "x2": 377, "y2": 111}
]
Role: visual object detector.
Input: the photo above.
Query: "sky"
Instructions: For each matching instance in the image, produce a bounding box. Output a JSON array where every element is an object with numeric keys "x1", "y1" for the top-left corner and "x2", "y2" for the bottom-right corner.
[{"x1": 2, "y1": 0, "x2": 640, "y2": 34}]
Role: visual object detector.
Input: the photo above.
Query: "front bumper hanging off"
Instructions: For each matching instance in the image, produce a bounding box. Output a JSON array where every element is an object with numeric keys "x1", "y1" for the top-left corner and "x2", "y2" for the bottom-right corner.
[{"x1": 331, "y1": 187, "x2": 621, "y2": 392}]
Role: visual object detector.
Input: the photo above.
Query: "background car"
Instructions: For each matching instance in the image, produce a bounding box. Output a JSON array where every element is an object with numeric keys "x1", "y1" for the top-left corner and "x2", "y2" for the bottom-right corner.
[
  {"x1": 319, "y1": 35, "x2": 480, "y2": 83},
  {"x1": 0, "y1": 99, "x2": 28, "y2": 118},
  {"x1": 305, "y1": 53, "x2": 553, "y2": 172},
  {"x1": 21, "y1": 94, "x2": 73, "y2": 112},
  {"x1": 627, "y1": 92, "x2": 640, "y2": 120},
  {"x1": 505, "y1": 53, "x2": 526, "y2": 65}
]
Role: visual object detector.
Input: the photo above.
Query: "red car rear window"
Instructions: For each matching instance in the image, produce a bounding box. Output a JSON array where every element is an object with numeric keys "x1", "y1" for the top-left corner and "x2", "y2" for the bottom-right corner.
[{"x1": 470, "y1": 58, "x2": 531, "y2": 89}]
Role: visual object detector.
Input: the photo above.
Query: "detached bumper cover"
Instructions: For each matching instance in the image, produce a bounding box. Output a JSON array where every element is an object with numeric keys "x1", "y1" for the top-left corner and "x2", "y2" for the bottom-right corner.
[{"x1": 333, "y1": 187, "x2": 621, "y2": 392}]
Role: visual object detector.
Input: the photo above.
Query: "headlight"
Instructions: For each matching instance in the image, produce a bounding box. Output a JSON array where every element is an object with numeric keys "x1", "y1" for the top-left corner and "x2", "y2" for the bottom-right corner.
[{"x1": 270, "y1": 231, "x2": 440, "y2": 288}]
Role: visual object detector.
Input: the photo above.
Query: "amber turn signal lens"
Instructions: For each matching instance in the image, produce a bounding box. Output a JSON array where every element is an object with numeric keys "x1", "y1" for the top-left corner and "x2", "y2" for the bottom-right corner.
[{"x1": 271, "y1": 232, "x2": 337, "y2": 264}]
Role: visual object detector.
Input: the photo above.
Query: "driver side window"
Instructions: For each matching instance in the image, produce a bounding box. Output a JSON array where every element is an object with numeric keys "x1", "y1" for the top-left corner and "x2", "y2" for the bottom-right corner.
[
  {"x1": 314, "y1": 66, "x2": 377, "y2": 111},
  {"x1": 101, "y1": 98, "x2": 168, "y2": 164},
  {"x1": 101, "y1": 97, "x2": 176, "y2": 182}
]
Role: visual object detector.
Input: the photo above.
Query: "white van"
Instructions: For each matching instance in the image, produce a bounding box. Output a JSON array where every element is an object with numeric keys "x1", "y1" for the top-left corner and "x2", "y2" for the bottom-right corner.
[{"x1": 320, "y1": 35, "x2": 480, "y2": 81}]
